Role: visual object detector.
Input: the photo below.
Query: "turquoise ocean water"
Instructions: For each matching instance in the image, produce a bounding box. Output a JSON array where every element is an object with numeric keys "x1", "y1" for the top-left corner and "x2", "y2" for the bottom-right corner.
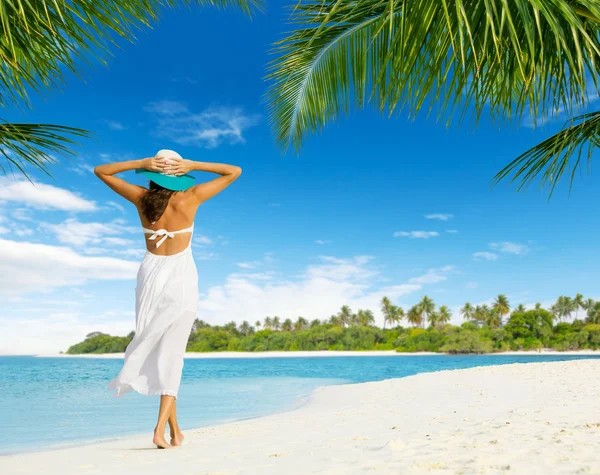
[{"x1": 1, "y1": 354, "x2": 598, "y2": 455}]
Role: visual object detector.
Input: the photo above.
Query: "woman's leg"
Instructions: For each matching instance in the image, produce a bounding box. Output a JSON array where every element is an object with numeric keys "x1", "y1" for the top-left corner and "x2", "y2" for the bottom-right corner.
[
  {"x1": 153, "y1": 395, "x2": 175, "y2": 448},
  {"x1": 168, "y1": 399, "x2": 185, "y2": 446}
]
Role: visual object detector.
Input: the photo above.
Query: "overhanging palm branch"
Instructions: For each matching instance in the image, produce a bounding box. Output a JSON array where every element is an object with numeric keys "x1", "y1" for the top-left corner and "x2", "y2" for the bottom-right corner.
[
  {"x1": 1, "y1": 0, "x2": 263, "y2": 179},
  {"x1": 493, "y1": 110, "x2": 600, "y2": 194},
  {"x1": 267, "y1": 0, "x2": 600, "y2": 192},
  {"x1": 0, "y1": 122, "x2": 88, "y2": 177}
]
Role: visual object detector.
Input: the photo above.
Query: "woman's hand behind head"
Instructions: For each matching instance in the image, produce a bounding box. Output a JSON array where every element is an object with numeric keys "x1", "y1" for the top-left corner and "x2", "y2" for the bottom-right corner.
[{"x1": 141, "y1": 157, "x2": 169, "y2": 173}]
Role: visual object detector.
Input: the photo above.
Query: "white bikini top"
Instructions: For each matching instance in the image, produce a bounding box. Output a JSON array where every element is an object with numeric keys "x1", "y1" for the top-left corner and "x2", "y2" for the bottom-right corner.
[{"x1": 142, "y1": 223, "x2": 194, "y2": 248}]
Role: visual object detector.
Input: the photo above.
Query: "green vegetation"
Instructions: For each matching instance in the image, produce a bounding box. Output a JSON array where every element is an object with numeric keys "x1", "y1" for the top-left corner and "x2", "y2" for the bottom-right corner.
[
  {"x1": 267, "y1": 1, "x2": 600, "y2": 195},
  {"x1": 67, "y1": 294, "x2": 600, "y2": 354}
]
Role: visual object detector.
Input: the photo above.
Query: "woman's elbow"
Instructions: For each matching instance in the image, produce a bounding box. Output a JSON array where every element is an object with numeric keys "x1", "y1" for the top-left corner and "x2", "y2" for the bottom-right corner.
[{"x1": 232, "y1": 166, "x2": 242, "y2": 178}]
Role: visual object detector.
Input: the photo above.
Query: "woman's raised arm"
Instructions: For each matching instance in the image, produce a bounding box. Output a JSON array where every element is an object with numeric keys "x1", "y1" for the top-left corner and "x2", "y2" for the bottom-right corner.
[
  {"x1": 168, "y1": 159, "x2": 242, "y2": 204},
  {"x1": 94, "y1": 158, "x2": 165, "y2": 204}
]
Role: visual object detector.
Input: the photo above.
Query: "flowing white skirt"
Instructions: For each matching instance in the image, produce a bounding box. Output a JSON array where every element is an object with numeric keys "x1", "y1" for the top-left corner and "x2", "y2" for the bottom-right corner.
[{"x1": 107, "y1": 246, "x2": 198, "y2": 399}]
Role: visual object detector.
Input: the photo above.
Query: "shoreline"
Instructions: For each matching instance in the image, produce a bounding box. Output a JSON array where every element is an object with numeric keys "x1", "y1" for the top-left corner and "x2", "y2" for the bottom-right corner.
[
  {"x1": 28, "y1": 349, "x2": 600, "y2": 358},
  {"x1": 4, "y1": 360, "x2": 600, "y2": 473}
]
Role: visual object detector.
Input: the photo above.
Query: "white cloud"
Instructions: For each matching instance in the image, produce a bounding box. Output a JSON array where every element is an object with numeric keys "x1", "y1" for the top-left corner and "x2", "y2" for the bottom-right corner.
[
  {"x1": 0, "y1": 178, "x2": 96, "y2": 211},
  {"x1": 315, "y1": 240, "x2": 332, "y2": 245},
  {"x1": 425, "y1": 213, "x2": 453, "y2": 221},
  {"x1": 236, "y1": 252, "x2": 275, "y2": 269},
  {"x1": 194, "y1": 235, "x2": 212, "y2": 245},
  {"x1": 40, "y1": 218, "x2": 137, "y2": 247},
  {"x1": 394, "y1": 231, "x2": 440, "y2": 239},
  {"x1": 473, "y1": 251, "x2": 499, "y2": 261},
  {"x1": 0, "y1": 238, "x2": 138, "y2": 296},
  {"x1": 145, "y1": 100, "x2": 260, "y2": 149},
  {"x1": 490, "y1": 241, "x2": 529, "y2": 255},
  {"x1": 106, "y1": 201, "x2": 126, "y2": 213},
  {"x1": 14, "y1": 226, "x2": 33, "y2": 237},
  {"x1": 237, "y1": 261, "x2": 261, "y2": 269},
  {"x1": 199, "y1": 256, "x2": 450, "y2": 327},
  {"x1": 408, "y1": 266, "x2": 455, "y2": 285},
  {"x1": 446, "y1": 229, "x2": 459, "y2": 234},
  {"x1": 70, "y1": 161, "x2": 95, "y2": 176},
  {"x1": 105, "y1": 120, "x2": 125, "y2": 131},
  {"x1": 466, "y1": 281, "x2": 479, "y2": 289},
  {"x1": 11, "y1": 208, "x2": 34, "y2": 221}
]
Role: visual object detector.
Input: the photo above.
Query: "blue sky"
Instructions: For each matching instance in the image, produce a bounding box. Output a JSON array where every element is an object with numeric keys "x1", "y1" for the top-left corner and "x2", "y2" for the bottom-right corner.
[{"x1": 1, "y1": 1, "x2": 600, "y2": 354}]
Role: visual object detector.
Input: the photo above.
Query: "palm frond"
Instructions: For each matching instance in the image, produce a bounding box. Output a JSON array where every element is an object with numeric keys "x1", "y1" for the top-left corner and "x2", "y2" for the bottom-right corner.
[
  {"x1": 0, "y1": 0, "x2": 263, "y2": 108},
  {"x1": 266, "y1": 0, "x2": 600, "y2": 151},
  {"x1": 0, "y1": 122, "x2": 89, "y2": 179},
  {"x1": 492, "y1": 110, "x2": 600, "y2": 195}
]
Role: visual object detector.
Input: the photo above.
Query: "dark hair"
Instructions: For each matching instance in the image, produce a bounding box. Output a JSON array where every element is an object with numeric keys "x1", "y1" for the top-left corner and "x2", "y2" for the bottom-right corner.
[{"x1": 140, "y1": 181, "x2": 175, "y2": 223}]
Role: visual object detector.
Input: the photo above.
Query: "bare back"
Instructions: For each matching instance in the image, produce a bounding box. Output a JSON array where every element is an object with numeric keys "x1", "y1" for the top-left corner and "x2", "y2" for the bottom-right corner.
[{"x1": 137, "y1": 190, "x2": 200, "y2": 256}]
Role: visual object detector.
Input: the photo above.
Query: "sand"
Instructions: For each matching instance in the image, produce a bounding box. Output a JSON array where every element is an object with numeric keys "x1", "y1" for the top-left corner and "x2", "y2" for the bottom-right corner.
[
  {"x1": 4, "y1": 360, "x2": 600, "y2": 474},
  {"x1": 33, "y1": 349, "x2": 600, "y2": 358}
]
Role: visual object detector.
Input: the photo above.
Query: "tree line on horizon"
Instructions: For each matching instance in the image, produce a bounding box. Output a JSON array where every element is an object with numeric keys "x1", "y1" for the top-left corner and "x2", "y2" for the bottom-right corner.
[{"x1": 67, "y1": 293, "x2": 600, "y2": 354}]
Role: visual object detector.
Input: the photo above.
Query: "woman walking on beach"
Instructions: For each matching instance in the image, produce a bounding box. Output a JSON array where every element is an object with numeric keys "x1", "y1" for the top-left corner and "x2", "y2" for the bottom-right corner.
[{"x1": 95, "y1": 150, "x2": 241, "y2": 449}]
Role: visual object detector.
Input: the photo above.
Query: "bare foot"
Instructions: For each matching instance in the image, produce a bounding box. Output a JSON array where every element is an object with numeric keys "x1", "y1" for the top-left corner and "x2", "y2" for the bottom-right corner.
[
  {"x1": 153, "y1": 432, "x2": 172, "y2": 449},
  {"x1": 170, "y1": 430, "x2": 185, "y2": 447}
]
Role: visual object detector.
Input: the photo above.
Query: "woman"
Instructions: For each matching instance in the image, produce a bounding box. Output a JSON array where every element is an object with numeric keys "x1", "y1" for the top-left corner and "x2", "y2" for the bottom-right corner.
[{"x1": 94, "y1": 149, "x2": 242, "y2": 449}]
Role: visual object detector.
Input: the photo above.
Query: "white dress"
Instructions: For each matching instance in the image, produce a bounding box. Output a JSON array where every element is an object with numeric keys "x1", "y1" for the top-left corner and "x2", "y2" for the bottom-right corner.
[{"x1": 107, "y1": 225, "x2": 198, "y2": 399}]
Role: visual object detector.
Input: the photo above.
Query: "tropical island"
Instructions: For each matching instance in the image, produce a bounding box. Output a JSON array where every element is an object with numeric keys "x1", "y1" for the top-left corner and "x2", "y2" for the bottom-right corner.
[{"x1": 66, "y1": 294, "x2": 600, "y2": 354}]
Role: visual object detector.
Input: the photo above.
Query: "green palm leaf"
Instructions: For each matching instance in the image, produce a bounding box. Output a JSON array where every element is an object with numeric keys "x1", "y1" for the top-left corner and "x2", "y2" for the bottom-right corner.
[
  {"x1": 1, "y1": 0, "x2": 263, "y2": 179},
  {"x1": 0, "y1": 122, "x2": 88, "y2": 178},
  {"x1": 493, "y1": 110, "x2": 600, "y2": 194},
  {"x1": 267, "y1": 0, "x2": 600, "y2": 191}
]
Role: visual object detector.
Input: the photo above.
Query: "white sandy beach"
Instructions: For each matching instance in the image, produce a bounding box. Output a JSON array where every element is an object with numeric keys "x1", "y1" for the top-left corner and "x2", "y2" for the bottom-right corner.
[
  {"x1": 33, "y1": 349, "x2": 600, "y2": 358},
  {"x1": 4, "y1": 360, "x2": 600, "y2": 474}
]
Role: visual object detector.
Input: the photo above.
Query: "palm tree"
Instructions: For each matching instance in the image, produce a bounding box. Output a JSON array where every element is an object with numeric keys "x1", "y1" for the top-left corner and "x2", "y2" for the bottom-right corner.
[
  {"x1": 381, "y1": 296, "x2": 395, "y2": 329},
  {"x1": 437, "y1": 306, "x2": 452, "y2": 326},
  {"x1": 239, "y1": 321, "x2": 253, "y2": 336},
  {"x1": 420, "y1": 296, "x2": 436, "y2": 326},
  {"x1": 310, "y1": 319, "x2": 321, "y2": 328},
  {"x1": 492, "y1": 294, "x2": 510, "y2": 325},
  {"x1": 406, "y1": 305, "x2": 424, "y2": 328},
  {"x1": 485, "y1": 309, "x2": 502, "y2": 329},
  {"x1": 535, "y1": 303, "x2": 543, "y2": 311},
  {"x1": 586, "y1": 302, "x2": 600, "y2": 324},
  {"x1": 294, "y1": 317, "x2": 309, "y2": 331},
  {"x1": 392, "y1": 305, "x2": 405, "y2": 327},
  {"x1": 584, "y1": 298, "x2": 596, "y2": 311},
  {"x1": 263, "y1": 317, "x2": 273, "y2": 330},
  {"x1": 427, "y1": 312, "x2": 439, "y2": 328},
  {"x1": 550, "y1": 304, "x2": 560, "y2": 322},
  {"x1": 337, "y1": 305, "x2": 353, "y2": 327},
  {"x1": 272, "y1": 316, "x2": 281, "y2": 331},
  {"x1": 192, "y1": 319, "x2": 210, "y2": 331},
  {"x1": 329, "y1": 314, "x2": 341, "y2": 326},
  {"x1": 555, "y1": 296, "x2": 576, "y2": 321},
  {"x1": 473, "y1": 305, "x2": 490, "y2": 327},
  {"x1": 282, "y1": 318, "x2": 293, "y2": 332},
  {"x1": 573, "y1": 293, "x2": 585, "y2": 320},
  {"x1": 461, "y1": 303, "x2": 474, "y2": 322},
  {"x1": 255, "y1": 320, "x2": 262, "y2": 330},
  {"x1": 514, "y1": 304, "x2": 526, "y2": 314},
  {"x1": 356, "y1": 309, "x2": 375, "y2": 326},
  {"x1": 267, "y1": 1, "x2": 600, "y2": 195},
  {"x1": 1, "y1": 0, "x2": 261, "y2": 179}
]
